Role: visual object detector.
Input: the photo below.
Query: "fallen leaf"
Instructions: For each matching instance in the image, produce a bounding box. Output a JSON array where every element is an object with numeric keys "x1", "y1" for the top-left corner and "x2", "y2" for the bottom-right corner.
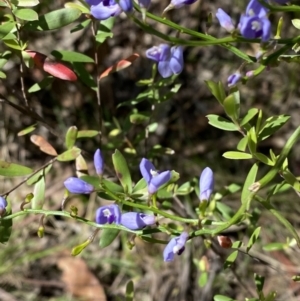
[
  {"x1": 30, "y1": 135, "x2": 58, "y2": 156},
  {"x1": 57, "y1": 252, "x2": 107, "y2": 301}
]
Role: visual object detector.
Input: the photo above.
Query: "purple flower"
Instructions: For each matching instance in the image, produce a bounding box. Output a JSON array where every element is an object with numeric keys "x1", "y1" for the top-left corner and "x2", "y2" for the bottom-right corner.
[
  {"x1": 94, "y1": 148, "x2": 104, "y2": 176},
  {"x1": 199, "y1": 167, "x2": 214, "y2": 202},
  {"x1": 121, "y1": 212, "x2": 156, "y2": 230},
  {"x1": 138, "y1": 0, "x2": 151, "y2": 9},
  {"x1": 239, "y1": 14, "x2": 271, "y2": 42},
  {"x1": 119, "y1": 0, "x2": 133, "y2": 12},
  {"x1": 146, "y1": 44, "x2": 184, "y2": 78},
  {"x1": 170, "y1": 0, "x2": 198, "y2": 9},
  {"x1": 245, "y1": 0, "x2": 269, "y2": 18},
  {"x1": 85, "y1": 0, "x2": 123, "y2": 20},
  {"x1": 0, "y1": 196, "x2": 7, "y2": 216},
  {"x1": 216, "y1": 8, "x2": 235, "y2": 33},
  {"x1": 64, "y1": 177, "x2": 94, "y2": 194},
  {"x1": 163, "y1": 232, "x2": 189, "y2": 262},
  {"x1": 227, "y1": 72, "x2": 242, "y2": 87},
  {"x1": 95, "y1": 204, "x2": 121, "y2": 224},
  {"x1": 139, "y1": 158, "x2": 171, "y2": 194}
]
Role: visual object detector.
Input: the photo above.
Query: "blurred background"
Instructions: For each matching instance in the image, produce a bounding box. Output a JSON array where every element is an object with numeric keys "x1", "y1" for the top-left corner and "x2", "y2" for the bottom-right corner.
[{"x1": 1, "y1": 0, "x2": 300, "y2": 300}]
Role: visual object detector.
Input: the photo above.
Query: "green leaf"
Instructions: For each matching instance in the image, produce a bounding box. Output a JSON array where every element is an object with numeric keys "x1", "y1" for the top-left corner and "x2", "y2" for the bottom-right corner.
[
  {"x1": 247, "y1": 226, "x2": 261, "y2": 252},
  {"x1": 72, "y1": 62, "x2": 97, "y2": 90},
  {"x1": 65, "y1": 126, "x2": 78, "y2": 149},
  {"x1": 0, "y1": 201, "x2": 12, "y2": 244},
  {"x1": 95, "y1": 18, "x2": 115, "y2": 43},
  {"x1": 223, "y1": 151, "x2": 253, "y2": 160},
  {"x1": 207, "y1": 115, "x2": 239, "y2": 131},
  {"x1": 0, "y1": 161, "x2": 33, "y2": 177},
  {"x1": 254, "y1": 273, "x2": 265, "y2": 293},
  {"x1": 292, "y1": 19, "x2": 300, "y2": 30},
  {"x1": 125, "y1": 280, "x2": 134, "y2": 301},
  {"x1": 0, "y1": 71, "x2": 6, "y2": 78},
  {"x1": 24, "y1": 8, "x2": 82, "y2": 31},
  {"x1": 254, "y1": 152, "x2": 274, "y2": 166},
  {"x1": 237, "y1": 136, "x2": 248, "y2": 152},
  {"x1": 263, "y1": 242, "x2": 286, "y2": 251},
  {"x1": 26, "y1": 164, "x2": 52, "y2": 185},
  {"x1": 214, "y1": 295, "x2": 237, "y2": 301},
  {"x1": 0, "y1": 22, "x2": 16, "y2": 39},
  {"x1": 71, "y1": 19, "x2": 91, "y2": 33},
  {"x1": 132, "y1": 178, "x2": 147, "y2": 193},
  {"x1": 129, "y1": 113, "x2": 150, "y2": 124},
  {"x1": 198, "y1": 272, "x2": 208, "y2": 288},
  {"x1": 17, "y1": 123, "x2": 37, "y2": 136},
  {"x1": 31, "y1": 176, "x2": 45, "y2": 209},
  {"x1": 281, "y1": 169, "x2": 300, "y2": 192},
  {"x1": 16, "y1": 0, "x2": 40, "y2": 6},
  {"x1": 241, "y1": 162, "x2": 258, "y2": 206},
  {"x1": 4, "y1": 39, "x2": 25, "y2": 50},
  {"x1": 240, "y1": 108, "x2": 259, "y2": 126},
  {"x1": 99, "y1": 228, "x2": 120, "y2": 248},
  {"x1": 13, "y1": 8, "x2": 38, "y2": 21},
  {"x1": 51, "y1": 50, "x2": 94, "y2": 63},
  {"x1": 28, "y1": 77, "x2": 53, "y2": 93},
  {"x1": 112, "y1": 150, "x2": 132, "y2": 193},
  {"x1": 64, "y1": 2, "x2": 90, "y2": 13},
  {"x1": 223, "y1": 91, "x2": 240, "y2": 121},
  {"x1": 205, "y1": 80, "x2": 226, "y2": 105},
  {"x1": 56, "y1": 147, "x2": 81, "y2": 162},
  {"x1": 247, "y1": 127, "x2": 257, "y2": 154},
  {"x1": 224, "y1": 250, "x2": 238, "y2": 269},
  {"x1": 77, "y1": 130, "x2": 99, "y2": 138},
  {"x1": 176, "y1": 181, "x2": 194, "y2": 195},
  {"x1": 258, "y1": 115, "x2": 290, "y2": 141}
]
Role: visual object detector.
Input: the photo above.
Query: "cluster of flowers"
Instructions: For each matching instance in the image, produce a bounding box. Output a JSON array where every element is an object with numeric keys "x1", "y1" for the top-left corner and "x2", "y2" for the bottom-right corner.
[
  {"x1": 63, "y1": 148, "x2": 215, "y2": 261},
  {"x1": 216, "y1": 0, "x2": 289, "y2": 42},
  {"x1": 85, "y1": 0, "x2": 197, "y2": 21},
  {"x1": 217, "y1": 0, "x2": 289, "y2": 87}
]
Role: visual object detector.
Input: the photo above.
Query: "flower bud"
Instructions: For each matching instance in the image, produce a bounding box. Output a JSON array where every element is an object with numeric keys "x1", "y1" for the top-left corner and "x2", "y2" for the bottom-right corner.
[
  {"x1": 64, "y1": 177, "x2": 94, "y2": 194},
  {"x1": 217, "y1": 236, "x2": 232, "y2": 249},
  {"x1": 94, "y1": 148, "x2": 104, "y2": 176},
  {"x1": 199, "y1": 167, "x2": 214, "y2": 202}
]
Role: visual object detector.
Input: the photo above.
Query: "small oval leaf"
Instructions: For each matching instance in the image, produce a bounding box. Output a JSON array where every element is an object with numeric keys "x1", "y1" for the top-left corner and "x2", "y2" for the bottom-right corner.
[
  {"x1": 99, "y1": 228, "x2": 120, "y2": 248},
  {"x1": 0, "y1": 161, "x2": 33, "y2": 177},
  {"x1": 57, "y1": 147, "x2": 81, "y2": 162}
]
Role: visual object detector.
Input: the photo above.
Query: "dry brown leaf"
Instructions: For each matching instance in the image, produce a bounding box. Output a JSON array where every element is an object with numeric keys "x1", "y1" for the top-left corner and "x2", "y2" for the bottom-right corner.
[
  {"x1": 57, "y1": 252, "x2": 107, "y2": 301},
  {"x1": 30, "y1": 134, "x2": 58, "y2": 156}
]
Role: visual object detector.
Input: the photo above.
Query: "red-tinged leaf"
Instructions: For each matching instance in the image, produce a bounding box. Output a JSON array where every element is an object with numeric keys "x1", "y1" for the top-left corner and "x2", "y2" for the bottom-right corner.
[
  {"x1": 26, "y1": 49, "x2": 46, "y2": 68},
  {"x1": 43, "y1": 61, "x2": 77, "y2": 81},
  {"x1": 26, "y1": 50, "x2": 77, "y2": 81},
  {"x1": 99, "y1": 53, "x2": 139, "y2": 80}
]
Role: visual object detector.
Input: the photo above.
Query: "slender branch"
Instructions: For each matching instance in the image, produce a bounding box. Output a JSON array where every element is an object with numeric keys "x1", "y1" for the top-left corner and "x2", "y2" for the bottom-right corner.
[
  {"x1": 91, "y1": 20, "x2": 103, "y2": 147},
  {"x1": 1, "y1": 158, "x2": 57, "y2": 197}
]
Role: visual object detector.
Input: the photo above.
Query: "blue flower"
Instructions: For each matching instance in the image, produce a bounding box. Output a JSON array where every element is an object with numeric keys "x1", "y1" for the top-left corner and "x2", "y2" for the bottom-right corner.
[
  {"x1": 199, "y1": 167, "x2": 214, "y2": 202},
  {"x1": 64, "y1": 177, "x2": 94, "y2": 194},
  {"x1": 170, "y1": 0, "x2": 198, "y2": 9},
  {"x1": 239, "y1": 14, "x2": 271, "y2": 42},
  {"x1": 0, "y1": 196, "x2": 7, "y2": 216},
  {"x1": 121, "y1": 212, "x2": 156, "y2": 230},
  {"x1": 94, "y1": 148, "x2": 104, "y2": 176},
  {"x1": 85, "y1": 0, "x2": 132, "y2": 20},
  {"x1": 138, "y1": 0, "x2": 151, "y2": 9},
  {"x1": 139, "y1": 158, "x2": 171, "y2": 194},
  {"x1": 163, "y1": 232, "x2": 189, "y2": 262},
  {"x1": 227, "y1": 72, "x2": 242, "y2": 87},
  {"x1": 146, "y1": 44, "x2": 184, "y2": 78},
  {"x1": 95, "y1": 204, "x2": 121, "y2": 224},
  {"x1": 216, "y1": 8, "x2": 235, "y2": 33},
  {"x1": 245, "y1": 0, "x2": 269, "y2": 18}
]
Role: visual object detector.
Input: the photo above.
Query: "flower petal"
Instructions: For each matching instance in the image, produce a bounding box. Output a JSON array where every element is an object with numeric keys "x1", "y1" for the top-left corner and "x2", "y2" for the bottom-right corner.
[
  {"x1": 148, "y1": 170, "x2": 171, "y2": 194},
  {"x1": 139, "y1": 158, "x2": 155, "y2": 183},
  {"x1": 121, "y1": 212, "x2": 155, "y2": 230},
  {"x1": 170, "y1": 46, "x2": 184, "y2": 75}
]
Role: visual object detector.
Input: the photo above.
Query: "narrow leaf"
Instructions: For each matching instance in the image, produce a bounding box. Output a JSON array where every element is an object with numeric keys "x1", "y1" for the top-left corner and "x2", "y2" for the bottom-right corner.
[
  {"x1": 99, "y1": 228, "x2": 120, "y2": 248},
  {"x1": 223, "y1": 151, "x2": 253, "y2": 160},
  {"x1": 241, "y1": 162, "x2": 258, "y2": 206},
  {"x1": 30, "y1": 135, "x2": 57, "y2": 156},
  {"x1": 31, "y1": 176, "x2": 45, "y2": 209},
  {"x1": 0, "y1": 161, "x2": 33, "y2": 177},
  {"x1": 56, "y1": 147, "x2": 81, "y2": 161},
  {"x1": 247, "y1": 227, "x2": 261, "y2": 252},
  {"x1": 207, "y1": 115, "x2": 239, "y2": 131}
]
